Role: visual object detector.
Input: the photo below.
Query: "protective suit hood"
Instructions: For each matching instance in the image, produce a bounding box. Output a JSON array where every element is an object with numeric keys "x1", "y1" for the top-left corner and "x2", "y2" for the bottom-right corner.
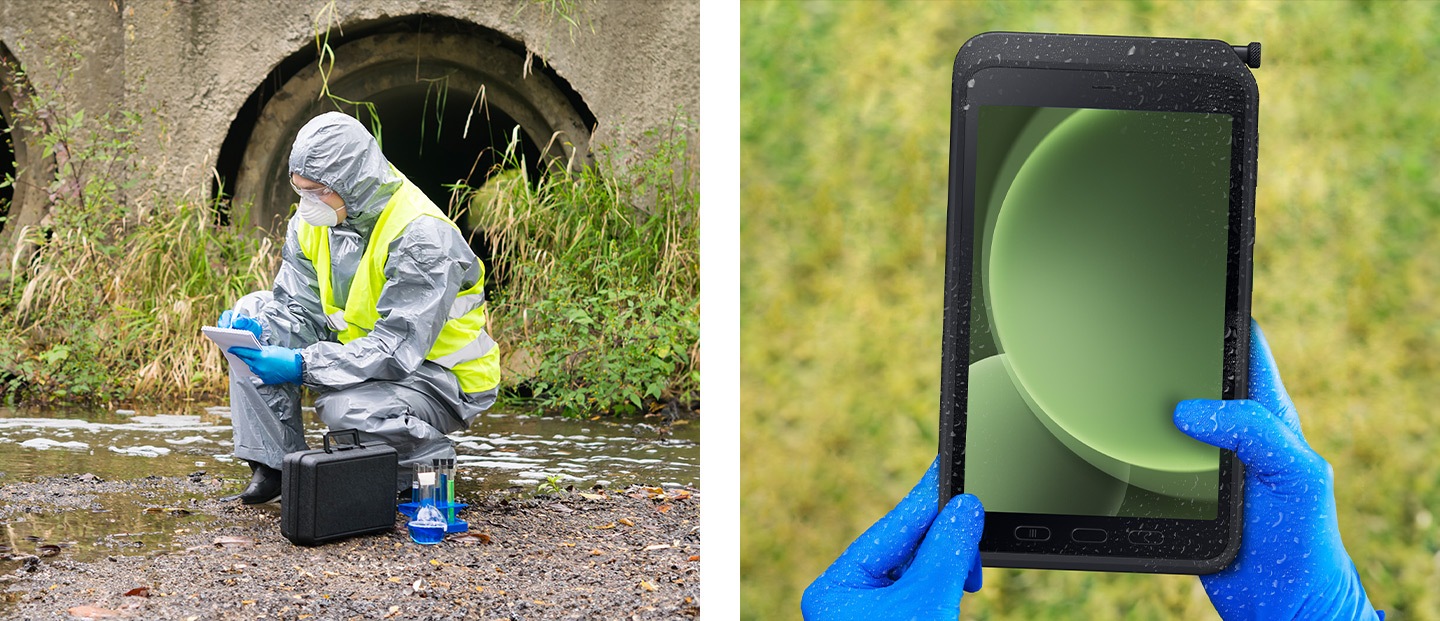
[{"x1": 287, "y1": 112, "x2": 400, "y2": 232}]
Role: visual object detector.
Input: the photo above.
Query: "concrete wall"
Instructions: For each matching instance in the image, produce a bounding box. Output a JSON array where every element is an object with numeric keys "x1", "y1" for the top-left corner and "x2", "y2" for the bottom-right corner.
[{"x1": 0, "y1": 0, "x2": 699, "y2": 203}]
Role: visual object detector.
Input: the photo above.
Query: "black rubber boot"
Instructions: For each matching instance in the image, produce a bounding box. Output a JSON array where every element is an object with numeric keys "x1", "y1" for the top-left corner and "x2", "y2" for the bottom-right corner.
[{"x1": 221, "y1": 461, "x2": 282, "y2": 505}]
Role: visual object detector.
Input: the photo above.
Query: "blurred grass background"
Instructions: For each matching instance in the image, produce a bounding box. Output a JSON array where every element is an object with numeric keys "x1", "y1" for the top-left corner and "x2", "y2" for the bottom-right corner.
[{"x1": 740, "y1": 1, "x2": 1440, "y2": 619}]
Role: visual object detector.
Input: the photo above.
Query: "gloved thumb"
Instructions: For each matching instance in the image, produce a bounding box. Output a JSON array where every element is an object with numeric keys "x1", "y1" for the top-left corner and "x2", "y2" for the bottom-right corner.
[
  {"x1": 827, "y1": 459, "x2": 943, "y2": 586},
  {"x1": 228, "y1": 346, "x2": 261, "y2": 361},
  {"x1": 895, "y1": 493, "x2": 985, "y2": 597},
  {"x1": 1174, "y1": 399, "x2": 1320, "y2": 479},
  {"x1": 218, "y1": 309, "x2": 235, "y2": 328}
]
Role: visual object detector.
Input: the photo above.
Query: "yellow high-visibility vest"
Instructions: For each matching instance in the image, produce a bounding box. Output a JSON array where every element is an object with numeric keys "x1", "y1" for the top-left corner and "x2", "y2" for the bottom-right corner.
[{"x1": 296, "y1": 169, "x2": 500, "y2": 394}]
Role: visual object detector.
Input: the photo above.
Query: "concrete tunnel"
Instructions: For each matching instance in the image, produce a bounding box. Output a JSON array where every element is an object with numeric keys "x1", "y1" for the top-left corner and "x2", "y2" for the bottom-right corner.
[
  {"x1": 0, "y1": 105, "x2": 12, "y2": 232},
  {"x1": 0, "y1": 40, "x2": 52, "y2": 263},
  {"x1": 214, "y1": 15, "x2": 597, "y2": 267}
]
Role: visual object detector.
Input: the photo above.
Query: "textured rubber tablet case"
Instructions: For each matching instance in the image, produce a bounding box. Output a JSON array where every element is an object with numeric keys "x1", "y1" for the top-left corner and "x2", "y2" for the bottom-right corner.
[
  {"x1": 939, "y1": 32, "x2": 1257, "y2": 574},
  {"x1": 281, "y1": 429, "x2": 398, "y2": 546}
]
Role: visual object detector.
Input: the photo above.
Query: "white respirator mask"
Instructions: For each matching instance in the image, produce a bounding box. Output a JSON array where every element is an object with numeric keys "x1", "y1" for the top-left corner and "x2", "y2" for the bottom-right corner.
[{"x1": 297, "y1": 193, "x2": 342, "y2": 227}]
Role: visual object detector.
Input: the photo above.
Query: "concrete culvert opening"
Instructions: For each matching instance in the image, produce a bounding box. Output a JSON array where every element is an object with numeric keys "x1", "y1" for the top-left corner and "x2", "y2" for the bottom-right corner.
[
  {"x1": 0, "y1": 108, "x2": 13, "y2": 238},
  {"x1": 217, "y1": 19, "x2": 594, "y2": 275},
  {"x1": 0, "y1": 45, "x2": 55, "y2": 269}
]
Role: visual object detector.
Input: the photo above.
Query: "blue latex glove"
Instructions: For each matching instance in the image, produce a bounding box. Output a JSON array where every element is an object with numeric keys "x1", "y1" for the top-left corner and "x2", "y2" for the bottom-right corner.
[
  {"x1": 1174, "y1": 320, "x2": 1382, "y2": 620},
  {"x1": 217, "y1": 310, "x2": 264, "y2": 343},
  {"x1": 229, "y1": 346, "x2": 303, "y2": 386},
  {"x1": 801, "y1": 458, "x2": 985, "y2": 620}
]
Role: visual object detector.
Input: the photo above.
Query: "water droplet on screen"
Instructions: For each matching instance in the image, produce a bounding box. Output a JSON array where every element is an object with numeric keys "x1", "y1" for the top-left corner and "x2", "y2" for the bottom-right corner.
[{"x1": 1127, "y1": 45, "x2": 1136, "y2": 56}]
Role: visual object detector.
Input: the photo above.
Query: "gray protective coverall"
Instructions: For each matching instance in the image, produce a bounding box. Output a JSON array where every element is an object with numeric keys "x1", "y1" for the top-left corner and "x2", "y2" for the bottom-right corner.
[{"x1": 227, "y1": 112, "x2": 496, "y2": 490}]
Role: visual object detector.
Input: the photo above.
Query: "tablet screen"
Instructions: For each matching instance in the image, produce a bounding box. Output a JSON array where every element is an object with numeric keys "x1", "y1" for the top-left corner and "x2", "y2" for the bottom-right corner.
[{"x1": 964, "y1": 106, "x2": 1233, "y2": 520}]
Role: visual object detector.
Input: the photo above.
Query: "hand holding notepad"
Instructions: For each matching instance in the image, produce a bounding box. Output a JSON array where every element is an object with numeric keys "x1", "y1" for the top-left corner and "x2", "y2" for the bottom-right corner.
[{"x1": 202, "y1": 326, "x2": 264, "y2": 381}]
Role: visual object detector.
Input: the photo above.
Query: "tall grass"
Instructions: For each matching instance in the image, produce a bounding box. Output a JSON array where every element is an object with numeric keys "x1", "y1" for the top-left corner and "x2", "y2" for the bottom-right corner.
[
  {"x1": 0, "y1": 39, "x2": 274, "y2": 404},
  {"x1": 454, "y1": 118, "x2": 699, "y2": 415},
  {"x1": 742, "y1": 2, "x2": 1440, "y2": 619}
]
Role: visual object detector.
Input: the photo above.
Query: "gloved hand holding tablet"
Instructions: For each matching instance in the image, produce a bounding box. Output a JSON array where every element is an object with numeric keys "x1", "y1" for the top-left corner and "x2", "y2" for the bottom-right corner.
[{"x1": 807, "y1": 321, "x2": 1383, "y2": 619}]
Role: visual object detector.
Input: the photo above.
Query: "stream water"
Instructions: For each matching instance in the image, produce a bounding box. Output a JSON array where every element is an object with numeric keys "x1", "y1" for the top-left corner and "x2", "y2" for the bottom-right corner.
[{"x1": 0, "y1": 405, "x2": 698, "y2": 563}]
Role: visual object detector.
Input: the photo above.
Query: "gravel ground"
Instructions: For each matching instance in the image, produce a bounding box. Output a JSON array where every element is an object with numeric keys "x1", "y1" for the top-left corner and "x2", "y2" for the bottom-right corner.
[{"x1": 0, "y1": 473, "x2": 700, "y2": 620}]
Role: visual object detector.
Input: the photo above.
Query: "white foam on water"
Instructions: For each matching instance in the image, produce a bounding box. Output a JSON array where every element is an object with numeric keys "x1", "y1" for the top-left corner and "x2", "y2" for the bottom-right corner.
[
  {"x1": 107, "y1": 445, "x2": 172, "y2": 457},
  {"x1": 20, "y1": 438, "x2": 90, "y2": 451},
  {"x1": 0, "y1": 417, "x2": 228, "y2": 434},
  {"x1": 454, "y1": 459, "x2": 541, "y2": 470}
]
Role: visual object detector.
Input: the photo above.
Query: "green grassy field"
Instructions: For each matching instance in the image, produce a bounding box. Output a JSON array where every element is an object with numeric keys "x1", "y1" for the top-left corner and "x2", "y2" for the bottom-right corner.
[{"x1": 740, "y1": 1, "x2": 1440, "y2": 618}]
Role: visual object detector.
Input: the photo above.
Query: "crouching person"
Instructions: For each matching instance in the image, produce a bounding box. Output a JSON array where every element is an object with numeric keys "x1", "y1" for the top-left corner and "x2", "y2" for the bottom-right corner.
[{"x1": 217, "y1": 111, "x2": 499, "y2": 504}]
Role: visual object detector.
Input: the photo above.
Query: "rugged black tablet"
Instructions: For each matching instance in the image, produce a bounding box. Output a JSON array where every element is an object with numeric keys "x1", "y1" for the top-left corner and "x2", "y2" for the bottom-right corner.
[{"x1": 938, "y1": 32, "x2": 1258, "y2": 574}]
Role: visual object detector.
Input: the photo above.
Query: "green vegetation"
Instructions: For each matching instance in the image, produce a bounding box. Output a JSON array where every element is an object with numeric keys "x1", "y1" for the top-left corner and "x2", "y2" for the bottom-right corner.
[
  {"x1": 536, "y1": 473, "x2": 565, "y2": 495},
  {"x1": 742, "y1": 2, "x2": 1440, "y2": 619},
  {"x1": 455, "y1": 120, "x2": 699, "y2": 416},
  {"x1": 0, "y1": 38, "x2": 274, "y2": 406}
]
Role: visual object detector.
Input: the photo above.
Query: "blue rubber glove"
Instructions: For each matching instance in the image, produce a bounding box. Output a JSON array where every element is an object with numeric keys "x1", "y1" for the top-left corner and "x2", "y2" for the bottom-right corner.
[
  {"x1": 801, "y1": 458, "x2": 985, "y2": 620},
  {"x1": 1174, "y1": 320, "x2": 1382, "y2": 620},
  {"x1": 217, "y1": 310, "x2": 264, "y2": 343},
  {"x1": 229, "y1": 346, "x2": 303, "y2": 386}
]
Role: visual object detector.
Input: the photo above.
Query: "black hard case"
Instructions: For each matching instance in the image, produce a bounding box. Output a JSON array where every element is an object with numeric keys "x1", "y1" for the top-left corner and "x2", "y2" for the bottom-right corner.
[
  {"x1": 940, "y1": 32, "x2": 1256, "y2": 575},
  {"x1": 281, "y1": 429, "x2": 398, "y2": 546}
]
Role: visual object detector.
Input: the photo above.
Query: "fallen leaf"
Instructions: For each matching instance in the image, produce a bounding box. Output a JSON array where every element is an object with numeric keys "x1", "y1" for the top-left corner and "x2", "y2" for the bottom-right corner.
[
  {"x1": 382, "y1": 605, "x2": 401, "y2": 619},
  {"x1": 448, "y1": 532, "x2": 491, "y2": 545},
  {"x1": 429, "y1": 559, "x2": 441, "y2": 567},
  {"x1": 578, "y1": 493, "x2": 605, "y2": 501},
  {"x1": 640, "y1": 581, "x2": 657, "y2": 592},
  {"x1": 592, "y1": 522, "x2": 616, "y2": 530},
  {"x1": 37, "y1": 544, "x2": 60, "y2": 557},
  {"x1": 618, "y1": 518, "x2": 635, "y2": 527},
  {"x1": 671, "y1": 490, "x2": 693, "y2": 501},
  {"x1": 241, "y1": 599, "x2": 256, "y2": 605},
  {"x1": 656, "y1": 504, "x2": 672, "y2": 514},
  {"x1": 66, "y1": 605, "x2": 118, "y2": 619},
  {"x1": 387, "y1": 577, "x2": 403, "y2": 584},
  {"x1": 122, "y1": 587, "x2": 150, "y2": 598},
  {"x1": 213, "y1": 536, "x2": 254, "y2": 548},
  {"x1": 643, "y1": 544, "x2": 671, "y2": 551},
  {"x1": 546, "y1": 504, "x2": 574, "y2": 514},
  {"x1": 589, "y1": 549, "x2": 604, "y2": 556}
]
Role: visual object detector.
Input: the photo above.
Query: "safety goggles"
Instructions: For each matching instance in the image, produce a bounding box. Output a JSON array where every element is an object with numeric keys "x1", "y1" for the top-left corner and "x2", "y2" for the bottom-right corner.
[{"x1": 290, "y1": 178, "x2": 336, "y2": 200}]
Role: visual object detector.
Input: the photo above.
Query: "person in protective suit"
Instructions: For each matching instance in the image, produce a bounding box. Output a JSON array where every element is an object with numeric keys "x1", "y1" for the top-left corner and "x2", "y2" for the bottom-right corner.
[{"x1": 216, "y1": 111, "x2": 500, "y2": 504}]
